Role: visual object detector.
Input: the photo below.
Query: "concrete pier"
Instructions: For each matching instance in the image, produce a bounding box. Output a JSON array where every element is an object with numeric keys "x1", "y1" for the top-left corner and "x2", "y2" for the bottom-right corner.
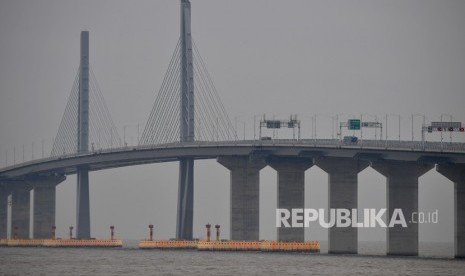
[
  {"x1": 372, "y1": 160, "x2": 433, "y2": 256},
  {"x1": 317, "y1": 157, "x2": 369, "y2": 254},
  {"x1": 268, "y1": 157, "x2": 313, "y2": 242},
  {"x1": 0, "y1": 186, "x2": 7, "y2": 238},
  {"x1": 437, "y1": 163, "x2": 465, "y2": 258},
  {"x1": 218, "y1": 156, "x2": 266, "y2": 240},
  {"x1": 76, "y1": 168, "x2": 91, "y2": 239},
  {"x1": 31, "y1": 175, "x2": 65, "y2": 239},
  {"x1": 11, "y1": 184, "x2": 32, "y2": 239},
  {"x1": 177, "y1": 158, "x2": 194, "y2": 240}
]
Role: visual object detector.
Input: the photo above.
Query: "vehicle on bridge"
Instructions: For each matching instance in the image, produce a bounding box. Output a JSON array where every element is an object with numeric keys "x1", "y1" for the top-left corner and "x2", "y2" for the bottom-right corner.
[{"x1": 343, "y1": 136, "x2": 358, "y2": 144}]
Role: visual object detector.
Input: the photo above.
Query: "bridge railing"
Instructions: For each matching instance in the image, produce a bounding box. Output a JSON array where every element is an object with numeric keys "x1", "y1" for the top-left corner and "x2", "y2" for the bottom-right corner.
[
  {"x1": 202, "y1": 139, "x2": 465, "y2": 153},
  {"x1": 1, "y1": 139, "x2": 465, "y2": 173}
]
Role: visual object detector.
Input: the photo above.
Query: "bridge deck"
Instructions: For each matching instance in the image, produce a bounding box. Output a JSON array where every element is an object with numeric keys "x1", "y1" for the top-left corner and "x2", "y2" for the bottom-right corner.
[{"x1": 0, "y1": 139, "x2": 464, "y2": 179}]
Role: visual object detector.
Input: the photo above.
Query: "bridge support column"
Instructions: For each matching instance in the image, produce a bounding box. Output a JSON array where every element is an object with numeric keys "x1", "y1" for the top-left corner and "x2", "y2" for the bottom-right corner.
[
  {"x1": 217, "y1": 156, "x2": 266, "y2": 241},
  {"x1": 76, "y1": 30, "x2": 91, "y2": 239},
  {"x1": 11, "y1": 184, "x2": 32, "y2": 239},
  {"x1": 76, "y1": 168, "x2": 91, "y2": 239},
  {"x1": 437, "y1": 163, "x2": 465, "y2": 258},
  {"x1": 316, "y1": 157, "x2": 369, "y2": 254},
  {"x1": 177, "y1": 158, "x2": 194, "y2": 240},
  {"x1": 371, "y1": 160, "x2": 433, "y2": 256},
  {"x1": 177, "y1": 0, "x2": 195, "y2": 241},
  {"x1": 30, "y1": 175, "x2": 66, "y2": 239},
  {"x1": 268, "y1": 157, "x2": 313, "y2": 242},
  {"x1": 0, "y1": 186, "x2": 8, "y2": 239}
]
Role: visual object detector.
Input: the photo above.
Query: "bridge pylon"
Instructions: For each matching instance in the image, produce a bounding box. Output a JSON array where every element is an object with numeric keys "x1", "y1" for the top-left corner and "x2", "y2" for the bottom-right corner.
[
  {"x1": 50, "y1": 29, "x2": 121, "y2": 239},
  {"x1": 176, "y1": 0, "x2": 195, "y2": 240},
  {"x1": 76, "y1": 31, "x2": 91, "y2": 239},
  {"x1": 139, "y1": 0, "x2": 235, "y2": 239}
]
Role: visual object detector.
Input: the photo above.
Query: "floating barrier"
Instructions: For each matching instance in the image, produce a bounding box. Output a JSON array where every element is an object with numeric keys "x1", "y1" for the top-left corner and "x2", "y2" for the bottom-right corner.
[
  {"x1": 197, "y1": 240, "x2": 261, "y2": 251},
  {"x1": 139, "y1": 240, "x2": 198, "y2": 249},
  {"x1": 0, "y1": 225, "x2": 122, "y2": 248},
  {"x1": 43, "y1": 239, "x2": 122, "y2": 247},
  {"x1": 139, "y1": 240, "x2": 319, "y2": 253},
  {"x1": 0, "y1": 239, "x2": 9, "y2": 247},
  {"x1": 260, "y1": 241, "x2": 320, "y2": 252},
  {"x1": 0, "y1": 239, "x2": 122, "y2": 248},
  {"x1": 139, "y1": 224, "x2": 319, "y2": 252},
  {"x1": 5, "y1": 239, "x2": 44, "y2": 247}
]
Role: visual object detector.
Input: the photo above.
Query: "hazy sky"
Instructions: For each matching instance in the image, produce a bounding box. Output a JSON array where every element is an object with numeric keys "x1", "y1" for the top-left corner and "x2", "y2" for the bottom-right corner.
[{"x1": 1, "y1": 0, "x2": 464, "y2": 252}]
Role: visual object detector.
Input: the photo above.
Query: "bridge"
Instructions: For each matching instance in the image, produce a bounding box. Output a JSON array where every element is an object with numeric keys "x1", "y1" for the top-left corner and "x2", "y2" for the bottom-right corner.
[{"x1": 1, "y1": 0, "x2": 465, "y2": 258}]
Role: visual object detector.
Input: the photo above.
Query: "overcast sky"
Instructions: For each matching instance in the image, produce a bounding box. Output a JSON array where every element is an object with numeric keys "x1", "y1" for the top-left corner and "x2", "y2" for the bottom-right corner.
[{"x1": 1, "y1": 0, "x2": 464, "y2": 253}]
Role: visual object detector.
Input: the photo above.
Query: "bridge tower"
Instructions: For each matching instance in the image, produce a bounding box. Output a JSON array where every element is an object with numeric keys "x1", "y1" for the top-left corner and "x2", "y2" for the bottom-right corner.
[
  {"x1": 76, "y1": 31, "x2": 91, "y2": 239},
  {"x1": 177, "y1": 0, "x2": 195, "y2": 240}
]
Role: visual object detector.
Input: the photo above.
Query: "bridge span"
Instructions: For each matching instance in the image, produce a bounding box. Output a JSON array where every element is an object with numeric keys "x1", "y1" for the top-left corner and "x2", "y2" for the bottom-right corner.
[
  {"x1": 0, "y1": 139, "x2": 464, "y2": 177},
  {"x1": 1, "y1": 139, "x2": 464, "y2": 257}
]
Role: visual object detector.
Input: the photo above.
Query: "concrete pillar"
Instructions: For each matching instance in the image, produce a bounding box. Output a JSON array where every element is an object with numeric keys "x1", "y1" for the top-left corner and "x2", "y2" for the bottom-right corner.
[
  {"x1": 217, "y1": 156, "x2": 266, "y2": 241},
  {"x1": 0, "y1": 185, "x2": 8, "y2": 239},
  {"x1": 176, "y1": 158, "x2": 194, "y2": 240},
  {"x1": 268, "y1": 157, "x2": 313, "y2": 242},
  {"x1": 371, "y1": 160, "x2": 433, "y2": 256},
  {"x1": 437, "y1": 163, "x2": 465, "y2": 258},
  {"x1": 11, "y1": 184, "x2": 32, "y2": 239},
  {"x1": 76, "y1": 168, "x2": 91, "y2": 239},
  {"x1": 316, "y1": 157, "x2": 369, "y2": 254},
  {"x1": 30, "y1": 175, "x2": 66, "y2": 239}
]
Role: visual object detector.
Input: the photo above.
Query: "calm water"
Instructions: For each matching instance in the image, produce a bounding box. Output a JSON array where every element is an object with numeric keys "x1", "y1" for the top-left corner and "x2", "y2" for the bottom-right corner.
[{"x1": 1, "y1": 241, "x2": 465, "y2": 276}]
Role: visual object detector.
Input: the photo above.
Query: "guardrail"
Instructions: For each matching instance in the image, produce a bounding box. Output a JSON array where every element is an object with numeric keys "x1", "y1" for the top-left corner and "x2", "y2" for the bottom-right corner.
[{"x1": 1, "y1": 139, "x2": 464, "y2": 173}]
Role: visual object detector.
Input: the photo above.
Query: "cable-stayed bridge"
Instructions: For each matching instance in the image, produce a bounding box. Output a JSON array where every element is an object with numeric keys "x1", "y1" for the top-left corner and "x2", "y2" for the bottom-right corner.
[{"x1": 1, "y1": 0, "x2": 465, "y2": 258}]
